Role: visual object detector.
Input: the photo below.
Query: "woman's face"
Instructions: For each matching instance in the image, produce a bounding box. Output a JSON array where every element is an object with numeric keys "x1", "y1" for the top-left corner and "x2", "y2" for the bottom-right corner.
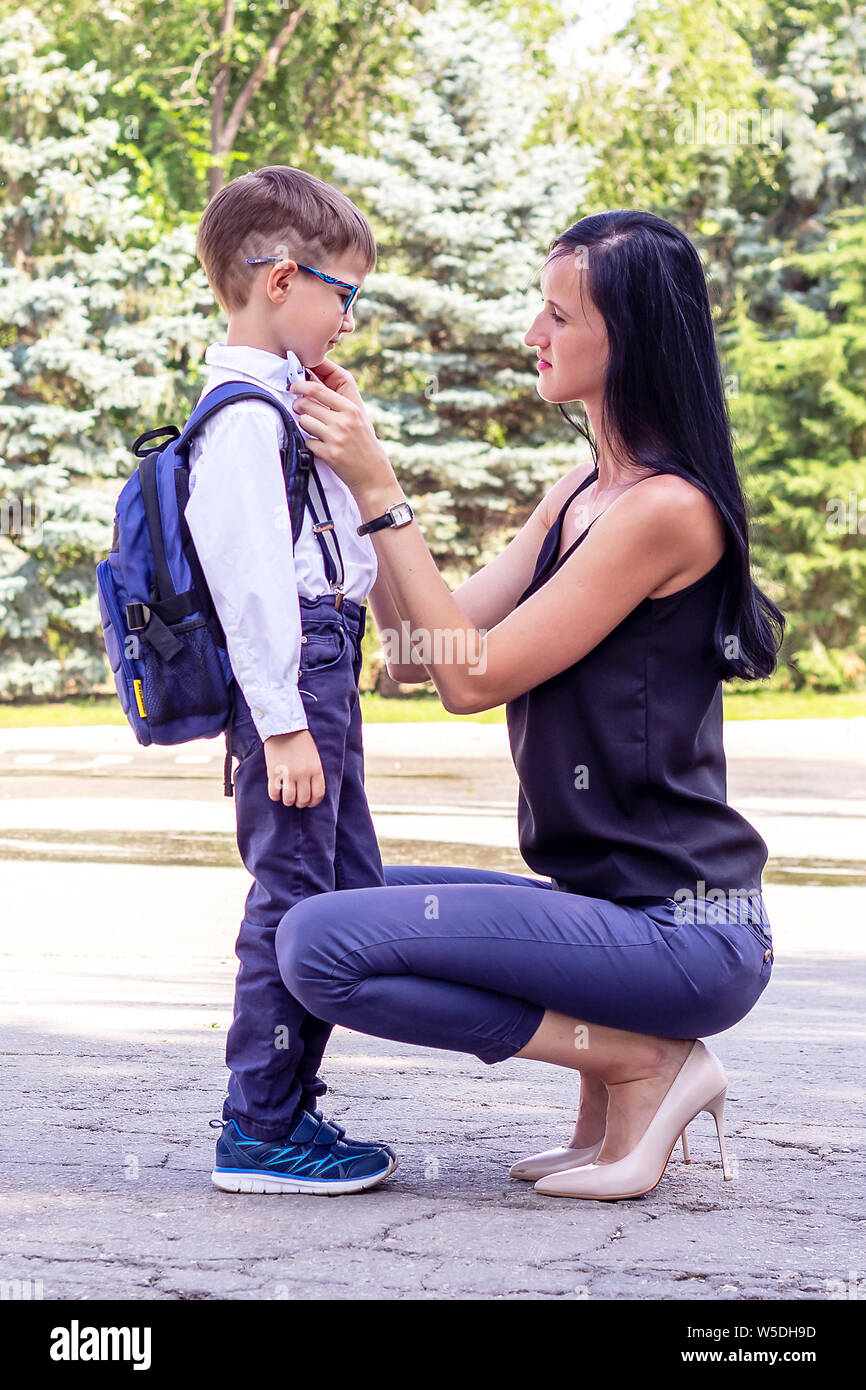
[{"x1": 524, "y1": 251, "x2": 609, "y2": 406}]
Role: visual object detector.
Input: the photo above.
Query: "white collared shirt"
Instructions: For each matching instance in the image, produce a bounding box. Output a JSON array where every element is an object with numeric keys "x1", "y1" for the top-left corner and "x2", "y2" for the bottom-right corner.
[{"x1": 184, "y1": 343, "x2": 378, "y2": 742}]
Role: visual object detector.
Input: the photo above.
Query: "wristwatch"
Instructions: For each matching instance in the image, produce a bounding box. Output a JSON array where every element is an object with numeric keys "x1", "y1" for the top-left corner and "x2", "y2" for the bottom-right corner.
[{"x1": 357, "y1": 499, "x2": 414, "y2": 536}]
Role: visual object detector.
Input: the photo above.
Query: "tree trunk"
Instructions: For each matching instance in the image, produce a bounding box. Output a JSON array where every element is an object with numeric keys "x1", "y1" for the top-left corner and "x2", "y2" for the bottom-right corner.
[{"x1": 208, "y1": 0, "x2": 308, "y2": 199}]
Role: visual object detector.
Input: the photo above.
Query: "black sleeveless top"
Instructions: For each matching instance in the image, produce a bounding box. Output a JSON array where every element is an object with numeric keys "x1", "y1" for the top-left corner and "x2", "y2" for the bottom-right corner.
[{"x1": 504, "y1": 467, "x2": 768, "y2": 903}]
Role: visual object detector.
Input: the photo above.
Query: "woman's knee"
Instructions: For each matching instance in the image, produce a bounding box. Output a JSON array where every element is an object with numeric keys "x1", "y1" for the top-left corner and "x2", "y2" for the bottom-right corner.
[{"x1": 275, "y1": 894, "x2": 341, "y2": 1013}]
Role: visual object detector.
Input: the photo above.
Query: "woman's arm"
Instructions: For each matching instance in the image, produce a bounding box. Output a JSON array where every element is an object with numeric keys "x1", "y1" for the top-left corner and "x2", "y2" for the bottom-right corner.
[
  {"x1": 450, "y1": 464, "x2": 595, "y2": 629},
  {"x1": 366, "y1": 571, "x2": 432, "y2": 684},
  {"x1": 298, "y1": 356, "x2": 592, "y2": 636},
  {"x1": 367, "y1": 465, "x2": 593, "y2": 682},
  {"x1": 358, "y1": 473, "x2": 705, "y2": 713},
  {"x1": 289, "y1": 372, "x2": 714, "y2": 714}
]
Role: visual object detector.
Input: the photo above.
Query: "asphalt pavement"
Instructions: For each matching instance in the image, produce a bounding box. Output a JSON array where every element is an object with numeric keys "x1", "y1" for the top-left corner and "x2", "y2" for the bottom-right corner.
[{"x1": 0, "y1": 718, "x2": 863, "y2": 1301}]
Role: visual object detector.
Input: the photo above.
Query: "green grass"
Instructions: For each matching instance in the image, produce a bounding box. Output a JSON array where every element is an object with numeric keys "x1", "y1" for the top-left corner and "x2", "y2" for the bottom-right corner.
[
  {"x1": 358, "y1": 692, "x2": 507, "y2": 723},
  {"x1": 0, "y1": 697, "x2": 134, "y2": 728},
  {"x1": 0, "y1": 688, "x2": 864, "y2": 727},
  {"x1": 362, "y1": 689, "x2": 866, "y2": 722},
  {"x1": 721, "y1": 690, "x2": 866, "y2": 721}
]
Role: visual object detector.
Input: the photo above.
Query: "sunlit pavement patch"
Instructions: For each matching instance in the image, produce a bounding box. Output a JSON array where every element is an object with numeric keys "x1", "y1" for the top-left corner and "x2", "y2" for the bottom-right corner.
[
  {"x1": 0, "y1": 829, "x2": 537, "y2": 876},
  {"x1": 0, "y1": 823, "x2": 863, "y2": 893},
  {"x1": 1, "y1": 793, "x2": 865, "y2": 864}
]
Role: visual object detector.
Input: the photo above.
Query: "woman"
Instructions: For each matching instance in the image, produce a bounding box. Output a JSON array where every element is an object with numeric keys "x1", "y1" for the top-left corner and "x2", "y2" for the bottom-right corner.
[{"x1": 278, "y1": 210, "x2": 784, "y2": 1201}]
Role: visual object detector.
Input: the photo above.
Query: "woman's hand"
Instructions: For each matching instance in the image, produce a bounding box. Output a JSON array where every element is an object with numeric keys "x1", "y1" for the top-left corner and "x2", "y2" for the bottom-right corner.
[
  {"x1": 306, "y1": 357, "x2": 365, "y2": 407},
  {"x1": 289, "y1": 371, "x2": 402, "y2": 510}
]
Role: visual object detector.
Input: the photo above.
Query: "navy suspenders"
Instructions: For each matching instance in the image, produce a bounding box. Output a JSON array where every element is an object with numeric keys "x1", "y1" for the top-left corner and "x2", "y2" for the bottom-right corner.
[
  {"x1": 222, "y1": 404, "x2": 349, "y2": 797},
  {"x1": 303, "y1": 458, "x2": 346, "y2": 610},
  {"x1": 277, "y1": 387, "x2": 346, "y2": 611}
]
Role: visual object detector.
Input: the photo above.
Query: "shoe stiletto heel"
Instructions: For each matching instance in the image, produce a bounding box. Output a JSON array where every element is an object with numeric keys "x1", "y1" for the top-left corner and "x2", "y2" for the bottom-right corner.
[
  {"x1": 533, "y1": 1040, "x2": 730, "y2": 1201},
  {"x1": 704, "y1": 1087, "x2": 732, "y2": 1180}
]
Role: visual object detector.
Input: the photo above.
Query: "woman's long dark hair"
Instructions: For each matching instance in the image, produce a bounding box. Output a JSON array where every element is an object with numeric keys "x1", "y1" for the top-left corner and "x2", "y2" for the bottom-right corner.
[{"x1": 547, "y1": 210, "x2": 784, "y2": 681}]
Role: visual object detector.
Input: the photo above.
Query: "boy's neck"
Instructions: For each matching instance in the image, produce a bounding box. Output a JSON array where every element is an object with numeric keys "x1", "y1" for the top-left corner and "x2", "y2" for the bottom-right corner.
[
  {"x1": 225, "y1": 321, "x2": 292, "y2": 360},
  {"x1": 223, "y1": 309, "x2": 301, "y2": 361}
]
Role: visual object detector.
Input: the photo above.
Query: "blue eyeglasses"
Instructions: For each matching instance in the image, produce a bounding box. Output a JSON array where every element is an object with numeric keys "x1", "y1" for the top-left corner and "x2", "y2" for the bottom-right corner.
[{"x1": 244, "y1": 257, "x2": 360, "y2": 311}]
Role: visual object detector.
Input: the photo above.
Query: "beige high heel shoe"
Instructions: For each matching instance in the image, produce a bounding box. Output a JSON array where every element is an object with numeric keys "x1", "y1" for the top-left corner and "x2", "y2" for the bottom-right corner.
[
  {"x1": 509, "y1": 1140, "x2": 604, "y2": 1181},
  {"x1": 510, "y1": 1129, "x2": 692, "y2": 1181},
  {"x1": 534, "y1": 1039, "x2": 731, "y2": 1200}
]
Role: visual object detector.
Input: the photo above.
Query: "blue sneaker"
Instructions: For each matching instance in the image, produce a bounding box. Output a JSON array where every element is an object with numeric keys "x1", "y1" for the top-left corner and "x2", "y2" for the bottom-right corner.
[
  {"x1": 210, "y1": 1110, "x2": 395, "y2": 1195},
  {"x1": 306, "y1": 1107, "x2": 398, "y2": 1169}
]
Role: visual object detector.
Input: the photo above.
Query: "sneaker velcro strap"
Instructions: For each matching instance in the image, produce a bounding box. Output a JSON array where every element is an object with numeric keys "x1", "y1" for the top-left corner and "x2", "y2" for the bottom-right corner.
[
  {"x1": 288, "y1": 1109, "x2": 343, "y2": 1147},
  {"x1": 288, "y1": 1110, "x2": 320, "y2": 1145},
  {"x1": 310, "y1": 1107, "x2": 346, "y2": 1141},
  {"x1": 312, "y1": 1119, "x2": 343, "y2": 1146}
]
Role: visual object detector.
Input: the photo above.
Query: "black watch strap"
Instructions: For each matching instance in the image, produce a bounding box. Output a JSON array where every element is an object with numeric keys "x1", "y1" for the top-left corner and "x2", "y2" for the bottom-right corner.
[
  {"x1": 357, "y1": 500, "x2": 413, "y2": 536},
  {"x1": 358, "y1": 511, "x2": 395, "y2": 536}
]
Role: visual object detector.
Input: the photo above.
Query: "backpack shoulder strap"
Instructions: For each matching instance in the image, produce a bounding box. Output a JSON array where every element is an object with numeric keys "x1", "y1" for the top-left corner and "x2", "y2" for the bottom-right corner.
[
  {"x1": 175, "y1": 380, "x2": 303, "y2": 453},
  {"x1": 176, "y1": 379, "x2": 313, "y2": 540},
  {"x1": 175, "y1": 378, "x2": 346, "y2": 600}
]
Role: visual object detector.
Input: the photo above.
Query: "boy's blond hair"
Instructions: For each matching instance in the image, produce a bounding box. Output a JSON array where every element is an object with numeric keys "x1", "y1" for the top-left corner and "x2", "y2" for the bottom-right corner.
[{"x1": 196, "y1": 165, "x2": 377, "y2": 314}]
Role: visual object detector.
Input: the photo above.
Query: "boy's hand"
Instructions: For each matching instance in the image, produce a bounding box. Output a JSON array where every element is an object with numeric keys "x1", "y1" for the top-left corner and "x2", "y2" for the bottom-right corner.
[{"x1": 263, "y1": 729, "x2": 325, "y2": 808}]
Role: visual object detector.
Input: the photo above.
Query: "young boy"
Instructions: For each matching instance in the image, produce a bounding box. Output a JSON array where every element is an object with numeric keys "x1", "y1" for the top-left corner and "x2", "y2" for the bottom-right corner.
[{"x1": 187, "y1": 165, "x2": 396, "y2": 1194}]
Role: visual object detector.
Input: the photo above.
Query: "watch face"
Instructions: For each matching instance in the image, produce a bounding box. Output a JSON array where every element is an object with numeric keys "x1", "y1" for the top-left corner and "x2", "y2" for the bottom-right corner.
[{"x1": 390, "y1": 502, "x2": 413, "y2": 525}]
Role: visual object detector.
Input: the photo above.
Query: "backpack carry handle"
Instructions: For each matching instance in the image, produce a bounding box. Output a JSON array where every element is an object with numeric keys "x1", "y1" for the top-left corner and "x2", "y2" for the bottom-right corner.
[{"x1": 132, "y1": 425, "x2": 181, "y2": 457}]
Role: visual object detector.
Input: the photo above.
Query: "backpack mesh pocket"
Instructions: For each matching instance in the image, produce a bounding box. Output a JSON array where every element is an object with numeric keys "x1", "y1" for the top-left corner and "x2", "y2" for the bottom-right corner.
[{"x1": 139, "y1": 618, "x2": 228, "y2": 726}]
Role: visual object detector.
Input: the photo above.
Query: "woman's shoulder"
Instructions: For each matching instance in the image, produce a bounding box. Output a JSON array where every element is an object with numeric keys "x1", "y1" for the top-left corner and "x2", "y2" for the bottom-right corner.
[
  {"x1": 544, "y1": 460, "x2": 726, "y2": 559},
  {"x1": 615, "y1": 470, "x2": 728, "y2": 584},
  {"x1": 541, "y1": 460, "x2": 598, "y2": 529},
  {"x1": 632, "y1": 470, "x2": 725, "y2": 536}
]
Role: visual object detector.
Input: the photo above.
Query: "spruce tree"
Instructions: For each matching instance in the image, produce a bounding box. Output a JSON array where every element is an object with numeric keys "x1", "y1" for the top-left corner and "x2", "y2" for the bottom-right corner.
[
  {"x1": 320, "y1": 0, "x2": 595, "y2": 588},
  {"x1": 0, "y1": 10, "x2": 212, "y2": 699},
  {"x1": 727, "y1": 209, "x2": 866, "y2": 690}
]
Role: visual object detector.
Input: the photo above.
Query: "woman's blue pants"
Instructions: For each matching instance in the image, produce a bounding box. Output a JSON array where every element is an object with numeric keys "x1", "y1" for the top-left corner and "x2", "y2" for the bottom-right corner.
[{"x1": 275, "y1": 864, "x2": 774, "y2": 1063}]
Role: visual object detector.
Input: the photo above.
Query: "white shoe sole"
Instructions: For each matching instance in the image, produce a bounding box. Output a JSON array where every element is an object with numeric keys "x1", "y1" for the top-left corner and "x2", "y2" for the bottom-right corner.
[{"x1": 211, "y1": 1152, "x2": 397, "y2": 1195}]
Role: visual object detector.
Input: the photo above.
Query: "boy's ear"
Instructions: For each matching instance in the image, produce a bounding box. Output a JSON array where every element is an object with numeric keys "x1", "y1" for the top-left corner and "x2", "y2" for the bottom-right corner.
[{"x1": 267, "y1": 259, "x2": 299, "y2": 302}]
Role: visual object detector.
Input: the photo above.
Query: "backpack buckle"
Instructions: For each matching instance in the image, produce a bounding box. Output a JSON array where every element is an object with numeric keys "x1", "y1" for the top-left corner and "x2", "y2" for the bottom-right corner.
[{"x1": 125, "y1": 602, "x2": 151, "y2": 630}]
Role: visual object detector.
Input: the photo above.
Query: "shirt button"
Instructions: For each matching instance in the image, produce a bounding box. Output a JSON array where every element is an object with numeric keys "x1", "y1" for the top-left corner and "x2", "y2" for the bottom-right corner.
[{"x1": 763, "y1": 948, "x2": 772, "y2": 962}]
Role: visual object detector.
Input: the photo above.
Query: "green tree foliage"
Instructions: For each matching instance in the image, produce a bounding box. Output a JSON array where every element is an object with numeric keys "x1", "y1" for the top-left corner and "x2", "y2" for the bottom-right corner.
[
  {"x1": 2, "y1": 0, "x2": 865, "y2": 699},
  {"x1": 727, "y1": 208, "x2": 866, "y2": 689},
  {"x1": 42, "y1": 0, "x2": 428, "y2": 214},
  {"x1": 565, "y1": 1, "x2": 781, "y2": 210},
  {"x1": 0, "y1": 11, "x2": 211, "y2": 697},
  {"x1": 556, "y1": 0, "x2": 866, "y2": 686},
  {"x1": 320, "y1": 0, "x2": 595, "y2": 586},
  {"x1": 724, "y1": 5, "x2": 866, "y2": 686}
]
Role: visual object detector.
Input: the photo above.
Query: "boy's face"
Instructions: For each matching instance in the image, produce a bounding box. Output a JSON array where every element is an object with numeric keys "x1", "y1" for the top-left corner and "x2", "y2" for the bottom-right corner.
[{"x1": 265, "y1": 248, "x2": 372, "y2": 369}]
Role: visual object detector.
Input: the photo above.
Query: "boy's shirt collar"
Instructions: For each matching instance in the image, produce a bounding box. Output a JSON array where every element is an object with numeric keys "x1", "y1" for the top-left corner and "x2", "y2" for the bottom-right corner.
[{"x1": 204, "y1": 342, "x2": 306, "y2": 391}]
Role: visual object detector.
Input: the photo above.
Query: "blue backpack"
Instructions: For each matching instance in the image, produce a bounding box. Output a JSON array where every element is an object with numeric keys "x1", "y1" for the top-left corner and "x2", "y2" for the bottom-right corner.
[{"x1": 95, "y1": 380, "x2": 346, "y2": 797}]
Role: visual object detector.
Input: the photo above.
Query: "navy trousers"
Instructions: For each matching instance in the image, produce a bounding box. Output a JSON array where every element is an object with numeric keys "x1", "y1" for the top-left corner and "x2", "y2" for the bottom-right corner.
[
  {"x1": 275, "y1": 864, "x2": 774, "y2": 1061},
  {"x1": 223, "y1": 594, "x2": 384, "y2": 1141}
]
